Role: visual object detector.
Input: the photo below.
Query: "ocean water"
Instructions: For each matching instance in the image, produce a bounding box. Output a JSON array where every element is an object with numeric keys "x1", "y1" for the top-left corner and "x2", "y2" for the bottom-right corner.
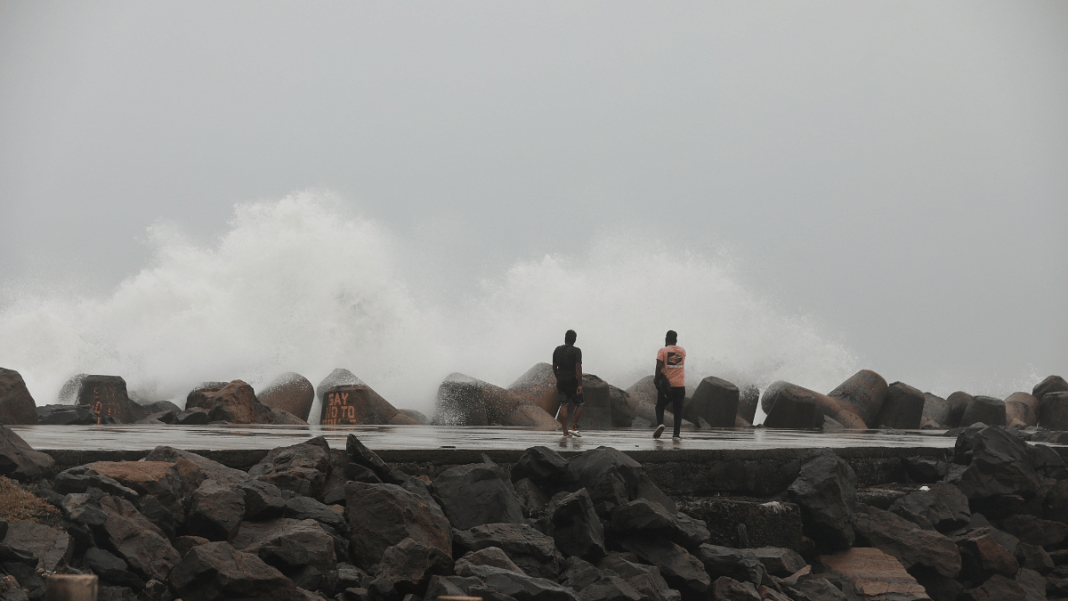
[{"x1": 0, "y1": 193, "x2": 860, "y2": 422}]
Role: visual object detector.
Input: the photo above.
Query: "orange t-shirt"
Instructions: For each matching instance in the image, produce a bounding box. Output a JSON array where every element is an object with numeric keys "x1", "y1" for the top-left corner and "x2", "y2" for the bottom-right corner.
[{"x1": 657, "y1": 345, "x2": 686, "y2": 388}]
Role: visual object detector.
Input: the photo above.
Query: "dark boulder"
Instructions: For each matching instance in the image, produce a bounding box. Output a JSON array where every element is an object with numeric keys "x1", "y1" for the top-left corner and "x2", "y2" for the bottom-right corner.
[
  {"x1": 185, "y1": 380, "x2": 274, "y2": 424},
  {"x1": 609, "y1": 499, "x2": 709, "y2": 550},
  {"x1": 826, "y1": 369, "x2": 888, "y2": 427},
  {"x1": 232, "y1": 518, "x2": 337, "y2": 577},
  {"x1": 957, "y1": 532, "x2": 1019, "y2": 584},
  {"x1": 597, "y1": 553, "x2": 680, "y2": 601},
  {"x1": 259, "y1": 372, "x2": 315, "y2": 422},
  {"x1": 453, "y1": 523, "x2": 562, "y2": 581},
  {"x1": 248, "y1": 436, "x2": 332, "y2": 499},
  {"x1": 345, "y1": 434, "x2": 393, "y2": 482},
  {"x1": 1000, "y1": 514, "x2": 1068, "y2": 549},
  {"x1": 543, "y1": 488, "x2": 605, "y2": 560},
  {"x1": 0, "y1": 368, "x2": 37, "y2": 425},
  {"x1": 945, "y1": 392, "x2": 972, "y2": 429},
  {"x1": 817, "y1": 547, "x2": 929, "y2": 600},
  {"x1": 3, "y1": 522, "x2": 71, "y2": 572},
  {"x1": 239, "y1": 479, "x2": 287, "y2": 521},
  {"x1": 82, "y1": 547, "x2": 146, "y2": 591},
  {"x1": 902, "y1": 457, "x2": 950, "y2": 484},
  {"x1": 462, "y1": 563, "x2": 580, "y2": 601},
  {"x1": 762, "y1": 382, "x2": 864, "y2": 430},
  {"x1": 369, "y1": 537, "x2": 453, "y2": 597},
  {"x1": 695, "y1": 545, "x2": 766, "y2": 587},
  {"x1": 748, "y1": 547, "x2": 805, "y2": 578},
  {"x1": 97, "y1": 495, "x2": 181, "y2": 582},
  {"x1": 955, "y1": 427, "x2": 1043, "y2": 502},
  {"x1": 186, "y1": 479, "x2": 245, "y2": 542},
  {"x1": 619, "y1": 537, "x2": 710, "y2": 598},
  {"x1": 565, "y1": 446, "x2": 675, "y2": 515},
  {"x1": 961, "y1": 573, "x2": 1028, "y2": 601},
  {"x1": 512, "y1": 446, "x2": 570, "y2": 489},
  {"x1": 786, "y1": 449, "x2": 857, "y2": 552},
  {"x1": 168, "y1": 540, "x2": 303, "y2": 601},
  {"x1": 455, "y1": 547, "x2": 524, "y2": 574},
  {"x1": 709, "y1": 577, "x2": 760, "y2": 601},
  {"x1": 82, "y1": 461, "x2": 186, "y2": 522},
  {"x1": 344, "y1": 481, "x2": 452, "y2": 569},
  {"x1": 145, "y1": 445, "x2": 249, "y2": 486},
  {"x1": 888, "y1": 483, "x2": 971, "y2": 532},
  {"x1": 432, "y1": 462, "x2": 526, "y2": 530},
  {"x1": 852, "y1": 504, "x2": 961, "y2": 578},
  {"x1": 872, "y1": 382, "x2": 925, "y2": 430},
  {"x1": 0, "y1": 424, "x2": 54, "y2": 481}
]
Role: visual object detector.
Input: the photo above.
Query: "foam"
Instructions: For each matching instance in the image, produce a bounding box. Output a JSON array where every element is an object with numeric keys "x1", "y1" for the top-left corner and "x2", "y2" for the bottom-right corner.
[{"x1": 0, "y1": 192, "x2": 860, "y2": 421}]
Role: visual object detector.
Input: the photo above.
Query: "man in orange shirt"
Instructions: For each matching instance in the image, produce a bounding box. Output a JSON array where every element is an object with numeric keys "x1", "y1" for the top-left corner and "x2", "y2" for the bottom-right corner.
[{"x1": 653, "y1": 330, "x2": 686, "y2": 441}]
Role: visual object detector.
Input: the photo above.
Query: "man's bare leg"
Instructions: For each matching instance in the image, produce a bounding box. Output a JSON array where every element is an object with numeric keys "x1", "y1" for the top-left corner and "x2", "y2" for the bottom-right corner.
[
  {"x1": 558, "y1": 406, "x2": 570, "y2": 436},
  {"x1": 570, "y1": 407, "x2": 583, "y2": 433}
]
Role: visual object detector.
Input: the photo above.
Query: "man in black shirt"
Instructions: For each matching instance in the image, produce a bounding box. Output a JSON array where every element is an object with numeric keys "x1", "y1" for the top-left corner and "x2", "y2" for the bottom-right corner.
[{"x1": 552, "y1": 329, "x2": 583, "y2": 437}]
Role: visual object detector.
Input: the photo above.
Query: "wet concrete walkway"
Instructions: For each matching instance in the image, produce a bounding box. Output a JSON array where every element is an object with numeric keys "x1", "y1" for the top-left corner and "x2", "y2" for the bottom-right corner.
[{"x1": 10, "y1": 424, "x2": 961, "y2": 453}]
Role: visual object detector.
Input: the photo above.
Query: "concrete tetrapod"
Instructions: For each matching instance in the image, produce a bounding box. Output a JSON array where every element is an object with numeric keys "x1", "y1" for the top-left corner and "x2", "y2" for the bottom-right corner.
[
  {"x1": 827, "y1": 369, "x2": 888, "y2": 428},
  {"x1": 434, "y1": 373, "x2": 559, "y2": 430},
  {"x1": 762, "y1": 381, "x2": 867, "y2": 430}
]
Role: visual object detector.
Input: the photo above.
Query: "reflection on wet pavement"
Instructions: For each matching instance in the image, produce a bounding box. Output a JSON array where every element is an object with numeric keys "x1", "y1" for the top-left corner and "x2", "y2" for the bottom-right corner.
[{"x1": 8, "y1": 424, "x2": 963, "y2": 453}]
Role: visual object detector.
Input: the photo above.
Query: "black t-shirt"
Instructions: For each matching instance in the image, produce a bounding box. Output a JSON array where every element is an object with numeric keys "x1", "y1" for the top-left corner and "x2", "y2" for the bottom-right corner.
[{"x1": 553, "y1": 344, "x2": 582, "y2": 389}]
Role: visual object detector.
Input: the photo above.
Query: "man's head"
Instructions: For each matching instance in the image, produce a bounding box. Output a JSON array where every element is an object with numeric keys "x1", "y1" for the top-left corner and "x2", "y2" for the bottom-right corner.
[
  {"x1": 565, "y1": 330, "x2": 577, "y2": 345},
  {"x1": 665, "y1": 330, "x2": 677, "y2": 345}
]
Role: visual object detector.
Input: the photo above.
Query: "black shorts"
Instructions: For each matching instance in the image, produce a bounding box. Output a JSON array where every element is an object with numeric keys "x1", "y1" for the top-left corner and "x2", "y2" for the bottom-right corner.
[{"x1": 558, "y1": 388, "x2": 584, "y2": 408}]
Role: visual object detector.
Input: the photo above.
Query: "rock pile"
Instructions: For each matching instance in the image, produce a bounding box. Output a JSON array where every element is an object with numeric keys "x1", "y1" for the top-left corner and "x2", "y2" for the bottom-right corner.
[{"x1": 2, "y1": 421, "x2": 1068, "y2": 600}]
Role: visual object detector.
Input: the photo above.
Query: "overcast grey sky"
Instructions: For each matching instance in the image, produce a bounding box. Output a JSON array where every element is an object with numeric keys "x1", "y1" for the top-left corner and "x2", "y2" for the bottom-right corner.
[{"x1": 1, "y1": 1, "x2": 1066, "y2": 400}]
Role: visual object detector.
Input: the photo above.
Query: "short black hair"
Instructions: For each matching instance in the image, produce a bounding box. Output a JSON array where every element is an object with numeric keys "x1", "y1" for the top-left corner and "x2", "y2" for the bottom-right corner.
[
  {"x1": 565, "y1": 330, "x2": 577, "y2": 344},
  {"x1": 665, "y1": 330, "x2": 677, "y2": 345}
]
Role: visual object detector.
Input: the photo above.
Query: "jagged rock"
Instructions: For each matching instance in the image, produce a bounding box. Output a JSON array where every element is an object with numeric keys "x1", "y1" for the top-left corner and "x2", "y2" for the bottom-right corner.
[
  {"x1": 145, "y1": 445, "x2": 249, "y2": 486},
  {"x1": 512, "y1": 446, "x2": 570, "y2": 488},
  {"x1": 54, "y1": 465, "x2": 138, "y2": 499},
  {"x1": 36, "y1": 404, "x2": 96, "y2": 425},
  {"x1": 619, "y1": 537, "x2": 710, "y2": 597},
  {"x1": 709, "y1": 577, "x2": 760, "y2": 601},
  {"x1": 683, "y1": 377, "x2": 739, "y2": 429},
  {"x1": 544, "y1": 488, "x2": 605, "y2": 560},
  {"x1": 960, "y1": 396, "x2": 1007, "y2": 428},
  {"x1": 456, "y1": 547, "x2": 524, "y2": 574},
  {"x1": 0, "y1": 369, "x2": 37, "y2": 423},
  {"x1": 285, "y1": 496, "x2": 348, "y2": 537},
  {"x1": 259, "y1": 372, "x2": 315, "y2": 422},
  {"x1": 462, "y1": 564, "x2": 580, "y2": 601},
  {"x1": 873, "y1": 382, "x2": 925, "y2": 430},
  {"x1": 345, "y1": 481, "x2": 452, "y2": 569},
  {"x1": 902, "y1": 457, "x2": 949, "y2": 484},
  {"x1": 185, "y1": 380, "x2": 274, "y2": 424},
  {"x1": 957, "y1": 532, "x2": 1019, "y2": 584},
  {"x1": 598, "y1": 553, "x2": 681, "y2": 601},
  {"x1": 786, "y1": 449, "x2": 857, "y2": 552},
  {"x1": 853, "y1": 504, "x2": 961, "y2": 578},
  {"x1": 369, "y1": 537, "x2": 453, "y2": 596},
  {"x1": 888, "y1": 483, "x2": 971, "y2": 532},
  {"x1": 696, "y1": 545, "x2": 766, "y2": 587},
  {"x1": 3, "y1": 522, "x2": 71, "y2": 572},
  {"x1": 240, "y1": 479, "x2": 287, "y2": 521},
  {"x1": 962, "y1": 573, "x2": 1027, "y2": 601},
  {"x1": 97, "y1": 495, "x2": 180, "y2": 582},
  {"x1": 1044, "y1": 479, "x2": 1068, "y2": 524},
  {"x1": 1004, "y1": 392, "x2": 1039, "y2": 428},
  {"x1": 1028, "y1": 444, "x2": 1068, "y2": 480},
  {"x1": 1033, "y1": 375, "x2": 1068, "y2": 401},
  {"x1": 955, "y1": 427, "x2": 1043, "y2": 502},
  {"x1": 233, "y1": 518, "x2": 337, "y2": 577},
  {"x1": 0, "y1": 424, "x2": 55, "y2": 481},
  {"x1": 186, "y1": 479, "x2": 245, "y2": 542},
  {"x1": 827, "y1": 369, "x2": 888, "y2": 427},
  {"x1": 168, "y1": 540, "x2": 304, "y2": 601},
  {"x1": 514, "y1": 478, "x2": 549, "y2": 517},
  {"x1": 454, "y1": 523, "x2": 562, "y2": 580},
  {"x1": 565, "y1": 446, "x2": 675, "y2": 515},
  {"x1": 785, "y1": 576, "x2": 848, "y2": 601},
  {"x1": 83, "y1": 461, "x2": 186, "y2": 521},
  {"x1": 609, "y1": 499, "x2": 709, "y2": 550},
  {"x1": 432, "y1": 462, "x2": 525, "y2": 530},
  {"x1": 749, "y1": 547, "x2": 805, "y2": 578},
  {"x1": 248, "y1": 436, "x2": 332, "y2": 498},
  {"x1": 83, "y1": 547, "x2": 146, "y2": 590},
  {"x1": 344, "y1": 434, "x2": 393, "y2": 482},
  {"x1": 818, "y1": 547, "x2": 929, "y2": 600},
  {"x1": 1013, "y1": 542, "x2": 1053, "y2": 573},
  {"x1": 1039, "y1": 391, "x2": 1068, "y2": 431},
  {"x1": 1000, "y1": 515, "x2": 1068, "y2": 549},
  {"x1": 1013, "y1": 568, "x2": 1046, "y2": 601}
]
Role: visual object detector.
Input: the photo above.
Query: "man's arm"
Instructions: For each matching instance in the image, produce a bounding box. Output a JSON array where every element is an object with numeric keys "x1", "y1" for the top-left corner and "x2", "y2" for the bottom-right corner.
[{"x1": 575, "y1": 363, "x2": 583, "y2": 393}]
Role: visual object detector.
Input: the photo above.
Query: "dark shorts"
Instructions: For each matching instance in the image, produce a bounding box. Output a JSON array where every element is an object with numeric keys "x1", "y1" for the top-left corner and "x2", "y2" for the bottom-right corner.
[{"x1": 558, "y1": 388, "x2": 584, "y2": 408}]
